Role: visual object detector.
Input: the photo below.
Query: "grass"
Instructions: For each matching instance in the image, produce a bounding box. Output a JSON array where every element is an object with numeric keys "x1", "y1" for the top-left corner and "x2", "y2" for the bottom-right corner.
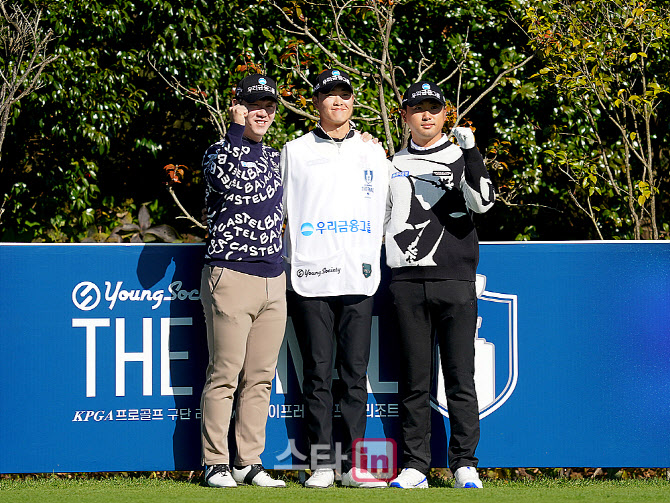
[{"x1": 1, "y1": 473, "x2": 669, "y2": 503}]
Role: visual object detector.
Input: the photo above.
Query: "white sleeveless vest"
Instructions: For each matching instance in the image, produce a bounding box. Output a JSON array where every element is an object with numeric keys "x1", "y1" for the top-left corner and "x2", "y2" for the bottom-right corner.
[{"x1": 281, "y1": 130, "x2": 390, "y2": 296}]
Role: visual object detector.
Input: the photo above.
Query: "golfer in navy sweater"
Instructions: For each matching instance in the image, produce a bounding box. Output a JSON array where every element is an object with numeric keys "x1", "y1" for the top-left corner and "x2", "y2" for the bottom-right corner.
[{"x1": 200, "y1": 74, "x2": 286, "y2": 488}]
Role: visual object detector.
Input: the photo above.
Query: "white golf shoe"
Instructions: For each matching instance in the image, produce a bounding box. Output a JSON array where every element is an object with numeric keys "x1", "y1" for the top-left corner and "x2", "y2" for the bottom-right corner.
[
  {"x1": 232, "y1": 464, "x2": 286, "y2": 487},
  {"x1": 204, "y1": 464, "x2": 237, "y2": 488},
  {"x1": 454, "y1": 466, "x2": 483, "y2": 488},
  {"x1": 341, "y1": 467, "x2": 387, "y2": 488},
  {"x1": 389, "y1": 468, "x2": 428, "y2": 488},
  {"x1": 304, "y1": 468, "x2": 335, "y2": 488}
]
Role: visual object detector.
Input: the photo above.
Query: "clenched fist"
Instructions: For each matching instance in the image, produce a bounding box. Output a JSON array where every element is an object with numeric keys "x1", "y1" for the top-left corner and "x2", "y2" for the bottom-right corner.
[
  {"x1": 452, "y1": 127, "x2": 476, "y2": 150},
  {"x1": 229, "y1": 103, "x2": 248, "y2": 126}
]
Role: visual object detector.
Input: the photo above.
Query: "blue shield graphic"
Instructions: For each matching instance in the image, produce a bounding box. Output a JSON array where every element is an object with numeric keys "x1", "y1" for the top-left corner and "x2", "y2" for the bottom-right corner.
[{"x1": 430, "y1": 274, "x2": 518, "y2": 419}]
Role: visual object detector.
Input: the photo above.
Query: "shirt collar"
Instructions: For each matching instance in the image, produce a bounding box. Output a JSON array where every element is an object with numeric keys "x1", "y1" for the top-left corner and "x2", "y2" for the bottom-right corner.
[
  {"x1": 314, "y1": 121, "x2": 357, "y2": 141},
  {"x1": 410, "y1": 133, "x2": 449, "y2": 151}
]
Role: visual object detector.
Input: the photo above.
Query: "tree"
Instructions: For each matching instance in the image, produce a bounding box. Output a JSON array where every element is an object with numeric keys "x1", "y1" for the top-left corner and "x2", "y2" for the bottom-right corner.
[
  {"x1": 155, "y1": 0, "x2": 544, "y2": 239},
  {"x1": 0, "y1": 0, "x2": 57, "y2": 222},
  {"x1": 524, "y1": 0, "x2": 670, "y2": 239},
  {"x1": 266, "y1": 0, "x2": 534, "y2": 156},
  {"x1": 5, "y1": 0, "x2": 665, "y2": 243},
  {"x1": 0, "y1": 0, "x2": 248, "y2": 242}
]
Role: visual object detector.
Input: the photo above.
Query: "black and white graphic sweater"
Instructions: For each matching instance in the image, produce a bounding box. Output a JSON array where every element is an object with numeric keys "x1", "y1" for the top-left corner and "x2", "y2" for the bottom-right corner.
[
  {"x1": 202, "y1": 123, "x2": 284, "y2": 277},
  {"x1": 384, "y1": 134, "x2": 495, "y2": 281}
]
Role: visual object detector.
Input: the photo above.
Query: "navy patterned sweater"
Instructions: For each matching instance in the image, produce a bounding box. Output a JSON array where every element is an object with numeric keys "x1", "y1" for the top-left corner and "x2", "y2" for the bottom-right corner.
[{"x1": 202, "y1": 123, "x2": 284, "y2": 277}]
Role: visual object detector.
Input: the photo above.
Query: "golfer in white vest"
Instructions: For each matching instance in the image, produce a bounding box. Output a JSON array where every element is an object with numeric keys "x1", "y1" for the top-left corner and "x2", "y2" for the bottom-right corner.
[{"x1": 280, "y1": 68, "x2": 390, "y2": 488}]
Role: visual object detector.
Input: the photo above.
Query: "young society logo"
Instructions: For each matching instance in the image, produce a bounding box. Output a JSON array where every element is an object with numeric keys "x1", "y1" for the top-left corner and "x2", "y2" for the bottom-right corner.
[
  {"x1": 430, "y1": 274, "x2": 518, "y2": 420},
  {"x1": 295, "y1": 267, "x2": 341, "y2": 278},
  {"x1": 72, "y1": 281, "x2": 200, "y2": 311}
]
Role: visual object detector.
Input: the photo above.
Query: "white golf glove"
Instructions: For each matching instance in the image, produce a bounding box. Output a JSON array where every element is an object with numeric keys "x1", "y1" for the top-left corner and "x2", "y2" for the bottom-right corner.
[{"x1": 452, "y1": 127, "x2": 476, "y2": 149}]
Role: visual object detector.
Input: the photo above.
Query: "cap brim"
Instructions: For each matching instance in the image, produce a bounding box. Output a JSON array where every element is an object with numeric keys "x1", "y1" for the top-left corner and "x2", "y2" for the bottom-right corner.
[
  {"x1": 240, "y1": 92, "x2": 278, "y2": 103},
  {"x1": 403, "y1": 97, "x2": 445, "y2": 108},
  {"x1": 314, "y1": 81, "x2": 354, "y2": 95}
]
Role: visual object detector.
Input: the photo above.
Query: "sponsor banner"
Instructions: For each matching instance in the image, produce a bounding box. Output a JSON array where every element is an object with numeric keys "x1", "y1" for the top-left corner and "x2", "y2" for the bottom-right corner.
[{"x1": 0, "y1": 242, "x2": 668, "y2": 473}]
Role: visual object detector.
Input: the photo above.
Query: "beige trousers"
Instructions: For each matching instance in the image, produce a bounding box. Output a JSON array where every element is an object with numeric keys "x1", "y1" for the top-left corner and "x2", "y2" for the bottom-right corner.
[{"x1": 200, "y1": 265, "x2": 286, "y2": 466}]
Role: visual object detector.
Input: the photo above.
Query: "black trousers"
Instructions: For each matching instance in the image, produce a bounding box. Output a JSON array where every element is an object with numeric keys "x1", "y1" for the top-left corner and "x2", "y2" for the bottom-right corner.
[
  {"x1": 288, "y1": 291, "x2": 373, "y2": 473},
  {"x1": 389, "y1": 279, "x2": 480, "y2": 474}
]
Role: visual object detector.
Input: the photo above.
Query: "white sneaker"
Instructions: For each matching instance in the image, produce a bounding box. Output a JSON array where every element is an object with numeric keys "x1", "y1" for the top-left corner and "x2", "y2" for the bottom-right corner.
[
  {"x1": 232, "y1": 464, "x2": 286, "y2": 487},
  {"x1": 454, "y1": 466, "x2": 483, "y2": 488},
  {"x1": 205, "y1": 464, "x2": 237, "y2": 488},
  {"x1": 304, "y1": 468, "x2": 335, "y2": 488},
  {"x1": 389, "y1": 468, "x2": 428, "y2": 488},
  {"x1": 341, "y1": 467, "x2": 387, "y2": 488}
]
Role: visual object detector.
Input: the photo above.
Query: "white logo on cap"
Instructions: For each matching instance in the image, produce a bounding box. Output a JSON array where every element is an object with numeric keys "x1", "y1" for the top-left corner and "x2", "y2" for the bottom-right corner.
[
  {"x1": 259, "y1": 78, "x2": 267, "y2": 85},
  {"x1": 411, "y1": 89, "x2": 441, "y2": 100},
  {"x1": 332, "y1": 70, "x2": 340, "y2": 76},
  {"x1": 422, "y1": 83, "x2": 430, "y2": 90}
]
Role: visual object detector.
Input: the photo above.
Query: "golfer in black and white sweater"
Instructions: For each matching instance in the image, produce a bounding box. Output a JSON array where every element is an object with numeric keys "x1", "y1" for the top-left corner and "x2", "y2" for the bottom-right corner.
[{"x1": 385, "y1": 81, "x2": 495, "y2": 490}]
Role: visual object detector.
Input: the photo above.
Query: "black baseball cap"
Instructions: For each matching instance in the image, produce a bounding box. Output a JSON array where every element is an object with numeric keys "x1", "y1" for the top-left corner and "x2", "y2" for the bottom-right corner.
[
  {"x1": 312, "y1": 69, "x2": 354, "y2": 95},
  {"x1": 401, "y1": 81, "x2": 446, "y2": 108},
  {"x1": 235, "y1": 74, "x2": 278, "y2": 103}
]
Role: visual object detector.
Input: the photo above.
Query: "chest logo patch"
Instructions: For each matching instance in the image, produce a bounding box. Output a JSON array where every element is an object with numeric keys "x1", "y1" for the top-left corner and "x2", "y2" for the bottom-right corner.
[{"x1": 362, "y1": 170, "x2": 374, "y2": 198}]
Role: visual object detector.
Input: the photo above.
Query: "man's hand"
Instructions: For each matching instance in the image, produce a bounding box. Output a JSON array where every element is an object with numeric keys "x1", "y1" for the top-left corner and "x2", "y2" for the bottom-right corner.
[
  {"x1": 229, "y1": 103, "x2": 248, "y2": 126},
  {"x1": 452, "y1": 127, "x2": 476, "y2": 149},
  {"x1": 360, "y1": 131, "x2": 380, "y2": 144}
]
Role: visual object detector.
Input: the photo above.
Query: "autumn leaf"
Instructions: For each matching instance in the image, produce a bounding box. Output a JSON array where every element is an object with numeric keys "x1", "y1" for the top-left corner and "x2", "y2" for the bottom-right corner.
[{"x1": 163, "y1": 164, "x2": 188, "y2": 185}]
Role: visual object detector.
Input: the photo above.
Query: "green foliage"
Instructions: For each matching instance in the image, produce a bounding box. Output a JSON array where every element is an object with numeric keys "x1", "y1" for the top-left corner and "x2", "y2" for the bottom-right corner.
[
  {"x1": 76, "y1": 198, "x2": 196, "y2": 243},
  {"x1": 524, "y1": 0, "x2": 670, "y2": 239},
  {"x1": 1, "y1": 0, "x2": 668, "y2": 242},
  {"x1": 1, "y1": 0, "x2": 245, "y2": 242}
]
